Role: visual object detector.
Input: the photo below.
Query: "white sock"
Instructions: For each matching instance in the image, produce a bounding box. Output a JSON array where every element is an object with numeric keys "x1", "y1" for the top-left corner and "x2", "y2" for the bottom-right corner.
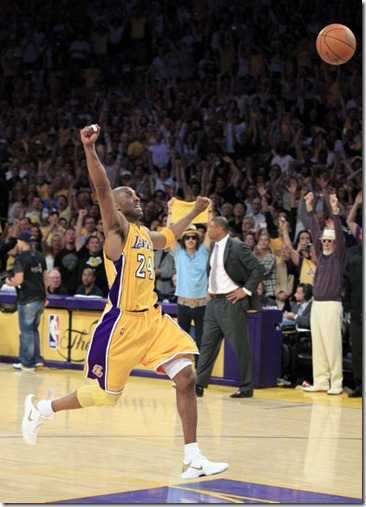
[
  {"x1": 184, "y1": 442, "x2": 200, "y2": 464},
  {"x1": 37, "y1": 399, "x2": 54, "y2": 418}
]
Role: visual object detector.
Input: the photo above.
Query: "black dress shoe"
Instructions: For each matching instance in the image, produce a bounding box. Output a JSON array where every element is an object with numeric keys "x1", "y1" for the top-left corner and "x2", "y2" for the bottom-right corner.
[
  {"x1": 230, "y1": 389, "x2": 253, "y2": 398},
  {"x1": 196, "y1": 385, "x2": 204, "y2": 397},
  {"x1": 348, "y1": 387, "x2": 362, "y2": 398}
]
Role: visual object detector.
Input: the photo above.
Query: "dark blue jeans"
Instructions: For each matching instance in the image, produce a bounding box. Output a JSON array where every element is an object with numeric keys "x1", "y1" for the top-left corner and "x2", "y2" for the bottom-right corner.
[
  {"x1": 177, "y1": 304, "x2": 206, "y2": 355},
  {"x1": 18, "y1": 300, "x2": 45, "y2": 368}
]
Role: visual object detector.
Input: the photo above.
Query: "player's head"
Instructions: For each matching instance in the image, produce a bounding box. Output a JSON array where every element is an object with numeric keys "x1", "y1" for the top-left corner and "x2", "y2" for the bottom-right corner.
[{"x1": 112, "y1": 186, "x2": 143, "y2": 221}]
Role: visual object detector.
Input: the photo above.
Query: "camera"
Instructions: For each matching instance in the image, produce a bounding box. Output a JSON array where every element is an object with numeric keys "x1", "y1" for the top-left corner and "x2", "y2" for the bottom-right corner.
[
  {"x1": 279, "y1": 216, "x2": 286, "y2": 222},
  {"x1": 302, "y1": 243, "x2": 312, "y2": 250}
]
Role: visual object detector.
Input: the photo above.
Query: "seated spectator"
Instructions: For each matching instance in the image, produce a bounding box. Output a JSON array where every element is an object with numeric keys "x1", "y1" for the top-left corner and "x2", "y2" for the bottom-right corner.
[
  {"x1": 257, "y1": 281, "x2": 278, "y2": 309},
  {"x1": 46, "y1": 268, "x2": 69, "y2": 295},
  {"x1": 75, "y1": 267, "x2": 104, "y2": 297},
  {"x1": 280, "y1": 283, "x2": 313, "y2": 329},
  {"x1": 76, "y1": 235, "x2": 108, "y2": 297}
]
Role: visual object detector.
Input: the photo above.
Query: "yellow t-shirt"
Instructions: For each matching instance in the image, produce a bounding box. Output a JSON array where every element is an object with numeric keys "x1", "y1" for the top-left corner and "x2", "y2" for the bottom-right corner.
[{"x1": 299, "y1": 257, "x2": 316, "y2": 285}]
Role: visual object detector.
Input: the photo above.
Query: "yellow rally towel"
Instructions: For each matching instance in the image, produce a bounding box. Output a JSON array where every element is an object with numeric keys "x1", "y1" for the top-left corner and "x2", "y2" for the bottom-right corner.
[{"x1": 171, "y1": 199, "x2": 209, "y2": 224}]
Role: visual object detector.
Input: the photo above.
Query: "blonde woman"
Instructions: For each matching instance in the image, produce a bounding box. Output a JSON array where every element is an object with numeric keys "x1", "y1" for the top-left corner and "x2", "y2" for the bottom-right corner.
[
  {"x1": 42, "y1": 232, "x2": 64, "y2": 269},
  {"x1": 254, "y1": 229, "x2": 277, "y2": 299}
]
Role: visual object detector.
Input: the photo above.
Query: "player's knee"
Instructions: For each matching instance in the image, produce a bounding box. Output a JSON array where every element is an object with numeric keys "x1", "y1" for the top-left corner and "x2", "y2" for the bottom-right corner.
[
  {"x1": 77, "y1": 385, "x2": 122, "y2": 407},
  {"x1": 175, "y1": 365, "x2": 196, "y2": 392},
  {"x1": 102, "y1": 392, "x2": 121, "y2": 406}
]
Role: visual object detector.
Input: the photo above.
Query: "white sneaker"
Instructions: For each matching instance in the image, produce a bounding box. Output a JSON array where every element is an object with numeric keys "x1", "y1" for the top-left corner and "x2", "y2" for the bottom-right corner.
[
  {"x1": 181, "y1": 453, "x2": 229, "y2": 479},
  {"x1": 13, "y1": 363, "x2": 35, "y2": 372},
  {"x1": 303, "y1": 386, "x2": 328, "y2": 392},
  {"x1": 35, "y1": 362, "x2": 44, "y2": 367},
  {"x1": 22, "y1": 394, "x2": 48, "y2": 445},
  {"x1": 327, "y1": 387, "x2": 343, "y2": 395}
]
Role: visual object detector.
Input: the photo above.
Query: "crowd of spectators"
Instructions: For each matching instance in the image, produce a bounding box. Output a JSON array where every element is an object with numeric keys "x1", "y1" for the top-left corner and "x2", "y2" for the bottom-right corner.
[{"x1": 0, "y1": 0, "x2": 362, "y2": 303}]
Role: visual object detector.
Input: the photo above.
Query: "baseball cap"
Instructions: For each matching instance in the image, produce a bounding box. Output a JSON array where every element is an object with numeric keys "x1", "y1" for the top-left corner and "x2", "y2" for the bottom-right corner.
[{"x1": 18, "y1": 231, "x2": 38, "y2": 243}]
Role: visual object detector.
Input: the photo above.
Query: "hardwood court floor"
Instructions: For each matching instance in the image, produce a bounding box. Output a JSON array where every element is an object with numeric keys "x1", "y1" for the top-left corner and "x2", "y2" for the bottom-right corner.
[{"x1": 0, "y1": 362, "x2": 362, "y2": 504}]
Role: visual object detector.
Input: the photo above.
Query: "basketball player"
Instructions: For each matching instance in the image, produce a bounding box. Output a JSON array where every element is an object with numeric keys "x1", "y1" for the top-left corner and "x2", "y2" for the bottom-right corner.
[{"x1": 21, "y1": 124, "x2": 229, "y2": 480}]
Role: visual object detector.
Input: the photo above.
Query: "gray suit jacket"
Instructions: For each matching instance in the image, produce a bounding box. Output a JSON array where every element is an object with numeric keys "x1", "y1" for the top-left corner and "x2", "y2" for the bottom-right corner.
[
  {"x1": 296, "y1": 301, "x2": 312, "y2": 329},
  {"x1": 207, "y1": 237, "x2": 265, "y2": 312}
]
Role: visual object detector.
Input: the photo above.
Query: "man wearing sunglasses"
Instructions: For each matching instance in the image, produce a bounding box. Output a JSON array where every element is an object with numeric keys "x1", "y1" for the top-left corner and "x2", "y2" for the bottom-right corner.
[
  {"x1": 303, "y1": 192, "x2": 346, "y2": 395},
  {"x1": 167, "y1": 221, "x2": 212, "y2": 365}
]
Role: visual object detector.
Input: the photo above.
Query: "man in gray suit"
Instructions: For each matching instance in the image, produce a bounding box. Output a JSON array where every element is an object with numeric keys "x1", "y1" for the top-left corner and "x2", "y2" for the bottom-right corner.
[
  {"x1": 195, "y1": 217, "x2": 265, "y2": 398},
  {"x1": 280, "y1": 283, "x2": 313, "y2": 330}
]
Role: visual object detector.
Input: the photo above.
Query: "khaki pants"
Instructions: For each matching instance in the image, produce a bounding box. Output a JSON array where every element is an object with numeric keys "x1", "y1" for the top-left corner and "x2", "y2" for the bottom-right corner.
[{"x1": 310, "y1": 300, "x2": 343, "y2": 390}]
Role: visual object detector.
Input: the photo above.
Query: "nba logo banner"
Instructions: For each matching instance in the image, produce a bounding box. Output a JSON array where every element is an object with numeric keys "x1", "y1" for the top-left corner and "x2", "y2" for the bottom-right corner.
[{"x1": 49, "y1": 314, "x2": 60, "y2": 349}]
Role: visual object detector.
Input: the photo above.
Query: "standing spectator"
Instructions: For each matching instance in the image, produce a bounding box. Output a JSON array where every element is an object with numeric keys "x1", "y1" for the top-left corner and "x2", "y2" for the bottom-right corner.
[
  {"x1": 168, "y1": 221, "x2": 211, "y2": 362},
  {"x1": 46, "y1": 267, "x2": 68, "y2": 295},
  {"x1": 303, "y1": 192, "x2": 346, "y2": 395},
  {"x1": 0, "y1": 225, "x2": 19, "y2": 272},
  {"x1": 247, "y1": 197, "x2": 266, "y2": 232},
  {"x1": 5, "y1": 231, "x2": 47, "y2": 371},
  {"x1": 241, "y1": 215, "x2": 255, "y2": 238},
  {"x1": 75, "y1": 209, "x2": 97, "y2": 248},
  {"x1": 343, "y1": 242, "x2": 362, "y2": 398},
  {"x1": 53, "y1": 227, "x2": 79, "y2": 295},
  {"x1": 254, "y1": 230, "x2": 277, "y2": 299},
  {"x1": 230, "y1": 202, "x2": 247, "y2": 235},
  {"x1": 243, "y1": 230, "x2": 257, "y2": 251},
  {"x1": 75, "y1": 267, "x2": 104, "y2": 297},
  {"x1": 42, "y1": 232, "x2": 64, "y2": 270},
  {"x1": 29, "y1": 224, "x2": 43, "y2": 252},
  {"x1": 154, "y1": 247, "x2": 176, "y2": 302},
  {"x1": 41, "y1": 211, "x2": 64, "y2": 246},
  {"x1": 195, "y1": 217, "x2": 264, "y2": 398},
  {"x1": 280, "y1": 221, "x2": 316, "y2": 286},
  {"x1": 275, "y1": 245, "x2": 295, "y2": 312},
  {"x1": 346, "y1": 191, "x2": 362, "y2": 245}
]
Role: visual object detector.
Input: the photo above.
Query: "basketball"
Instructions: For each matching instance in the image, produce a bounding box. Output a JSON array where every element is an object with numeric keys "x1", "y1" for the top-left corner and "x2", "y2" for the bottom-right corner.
[{"x1": 316, "y1": 24, "x2": 356, "y2": 65}]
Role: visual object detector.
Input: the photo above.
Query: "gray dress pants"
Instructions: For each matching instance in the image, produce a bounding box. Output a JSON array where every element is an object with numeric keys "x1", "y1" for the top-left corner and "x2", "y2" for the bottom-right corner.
[{"x1": 196, "y1": 297, "x2": 253, "y2": 390}]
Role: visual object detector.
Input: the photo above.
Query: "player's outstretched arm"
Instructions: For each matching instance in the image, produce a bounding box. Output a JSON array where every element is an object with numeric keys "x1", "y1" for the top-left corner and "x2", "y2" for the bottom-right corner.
[{"x1": 80, "y1": 124, "x2": 127, "y2": 261}]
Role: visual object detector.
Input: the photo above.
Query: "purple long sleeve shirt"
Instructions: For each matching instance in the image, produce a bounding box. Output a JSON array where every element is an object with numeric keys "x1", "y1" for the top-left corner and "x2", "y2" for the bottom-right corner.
[{"x1": 308, "y1": 212, "x2": 346, "y2": 302}]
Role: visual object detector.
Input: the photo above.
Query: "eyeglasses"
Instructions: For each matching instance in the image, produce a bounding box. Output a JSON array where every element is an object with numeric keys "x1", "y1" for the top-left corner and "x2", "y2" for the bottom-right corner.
[
  {"x1": 184, "y1": 235, "x2": 197, "y2": 240},
  {"x1": 321, "y1": 239, "x2": 335, "y2": 244}
]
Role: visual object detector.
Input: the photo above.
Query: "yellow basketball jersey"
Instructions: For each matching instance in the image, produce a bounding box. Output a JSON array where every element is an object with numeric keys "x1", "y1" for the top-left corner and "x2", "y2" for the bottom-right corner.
[{"x1": 104, "y1": 223, "x2": 158, "y2": 311}]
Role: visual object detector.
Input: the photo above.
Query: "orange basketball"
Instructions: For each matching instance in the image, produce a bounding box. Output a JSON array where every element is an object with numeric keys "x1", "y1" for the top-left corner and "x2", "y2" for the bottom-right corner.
[{"x1": 316, "y1": 24, "x2": 356, "y2": 65}]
